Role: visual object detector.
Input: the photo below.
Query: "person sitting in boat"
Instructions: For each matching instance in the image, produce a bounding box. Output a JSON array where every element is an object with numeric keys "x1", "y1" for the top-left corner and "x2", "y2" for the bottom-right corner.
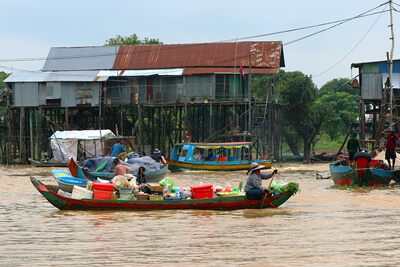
[
  {"x1": 113, "y1": 158, "x2": 131, "y2": 177},
  {"x1": 151, "y1": 148, "x2": 166, "y2": 164},
  {"x1": 196, "y1": 149, "x2": 205, "y2": 161},
  {"x1": 386, "y1": 127, "x2": 400, "y2": 170},
  {"x1": 244, "y1": 162, "x2": 277, "y2": 200},
  {"x1": 347, "y1": 131, "x2": 361, "y2": 165},
  {"x1": 111, "y1": 139, "x2": 127, "y2": 159},
  {"x1": 207, "y1": 149, "x2": 216, "y2": 161},
  {"x1": 136, "y1": 166, "x2": 147, "y2": 185}
]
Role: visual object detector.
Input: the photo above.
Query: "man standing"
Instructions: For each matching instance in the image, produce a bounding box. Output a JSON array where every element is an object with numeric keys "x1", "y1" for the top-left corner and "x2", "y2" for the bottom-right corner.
[
  {"x1": 347, "y1": 131, "x2": 361, "y2": 163},
  {"x1": 386, "y1": 127, "x2": 399, "y2": 169}
]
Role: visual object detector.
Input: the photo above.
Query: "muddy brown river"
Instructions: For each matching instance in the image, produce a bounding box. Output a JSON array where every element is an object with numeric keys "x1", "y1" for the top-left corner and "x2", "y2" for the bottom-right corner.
[{"x1": 1, "y1": 163, "x2": 400, "y2": 266}]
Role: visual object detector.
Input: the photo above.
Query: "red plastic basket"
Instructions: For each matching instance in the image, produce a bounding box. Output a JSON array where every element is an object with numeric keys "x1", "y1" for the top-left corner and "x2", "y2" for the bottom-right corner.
[
  {"x1": 191, "y1": 184, "x2": 213, "y2": 199},
  {"x1": 93, "y1": 190, "x2": 113, "y2": 200}
]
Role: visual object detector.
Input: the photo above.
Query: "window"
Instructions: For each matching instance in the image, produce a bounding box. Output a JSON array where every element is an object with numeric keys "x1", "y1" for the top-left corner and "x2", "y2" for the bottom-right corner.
[
  {"x1": 216, "y1": 75, "x2": 230, "y2": 100},
  {"x1": 180, "y1": 149, "x2": 189, "y2": 158}
]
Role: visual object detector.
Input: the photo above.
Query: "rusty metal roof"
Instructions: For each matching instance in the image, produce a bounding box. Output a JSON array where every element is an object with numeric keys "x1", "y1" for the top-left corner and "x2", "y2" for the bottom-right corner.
[
  {"x1": 113, "y1": 41, "x2": 284, "y2": 72},
  {"x1": 182, "y1": 67, "x2": 278, "y2": 75}
]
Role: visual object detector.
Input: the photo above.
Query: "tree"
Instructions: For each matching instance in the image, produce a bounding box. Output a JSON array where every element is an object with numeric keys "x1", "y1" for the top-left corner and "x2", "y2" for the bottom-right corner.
[
  {"x1": 317, "y1": 78, "x2": 359, "y2": 140},
  {"x1": 318, "y1": 78, "x2": 358, "y2": 97},
  {"x1": 318, "y1": 91, "x2": 358, "y2": 140},
  {"x1": 104, "y1": 34, "x2": 163, "y2": 46},
  {"x1": 280, "y1": 71, "x2": 332, "y2": 160},
  {"x1": 0, "y1": 71, "x2": 10, "y2": 89}
]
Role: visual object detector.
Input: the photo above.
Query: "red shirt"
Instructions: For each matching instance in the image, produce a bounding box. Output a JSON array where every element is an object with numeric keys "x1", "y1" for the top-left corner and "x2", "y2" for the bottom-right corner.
[{"x1": 386, "y1": 133, "x2": 399, "y2": 150}]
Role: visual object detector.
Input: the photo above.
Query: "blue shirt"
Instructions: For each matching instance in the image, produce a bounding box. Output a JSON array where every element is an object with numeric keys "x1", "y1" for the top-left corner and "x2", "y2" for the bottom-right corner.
[
  {"x1": 136, "y1": 174, "x2": 147, "y2": 184},
  {"x1": 208, "y1": 152, "x2": 216, "y2": 161},
  {"x1": 111, "y1": 143, "x2": 126, "y2": 157}
]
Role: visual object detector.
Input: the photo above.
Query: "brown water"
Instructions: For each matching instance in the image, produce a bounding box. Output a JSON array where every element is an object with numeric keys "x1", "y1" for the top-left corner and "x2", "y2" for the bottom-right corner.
[{"x1": 1, "y1": 163, "x2": 400, "y2": 266}]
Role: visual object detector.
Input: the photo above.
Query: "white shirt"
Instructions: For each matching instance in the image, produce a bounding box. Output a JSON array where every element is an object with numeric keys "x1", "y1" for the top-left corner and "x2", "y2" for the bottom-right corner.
[{"x1": 197, "y1": 153, "x2": 205, "y2": 161}]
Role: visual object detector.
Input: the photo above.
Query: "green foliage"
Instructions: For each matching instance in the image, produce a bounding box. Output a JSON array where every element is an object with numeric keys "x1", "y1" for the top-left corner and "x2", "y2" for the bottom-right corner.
[
  {"x1": 252, "y1": 75, "x2": 272, "y2": 100},
  {"x1": 0, "y1": 71, "x2": 11, "y2": 89},
  {"x1": 279, "y1": 71, "x2": 331, "y2": 158},
  {"x1": 317, "y1": 91, "x2": 358, "y2": 140},
  {"x1": 318, "y1": 78, "x2": 358, "y2": 97},
  {"x1": 313, "y1": 133, "x2": 344, "y2": 150},
  {"x1": 105, "y1": 34, "x2": 163, "y2": 46},
  {"x1": 250, "y1": 71, "x2": 360, "y2": 154},
  {"x1": 285, "y1": 182, "x2": 300, "y2": 195}
]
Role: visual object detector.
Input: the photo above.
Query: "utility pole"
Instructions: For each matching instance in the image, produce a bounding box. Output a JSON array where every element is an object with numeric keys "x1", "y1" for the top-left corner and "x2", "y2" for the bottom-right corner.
[
  {"x1": 248, "y1": 53, "x2": 252, "y2": 132},
  {"x1": 389, "y1": 0, "x2": 395, "y2": 127}
]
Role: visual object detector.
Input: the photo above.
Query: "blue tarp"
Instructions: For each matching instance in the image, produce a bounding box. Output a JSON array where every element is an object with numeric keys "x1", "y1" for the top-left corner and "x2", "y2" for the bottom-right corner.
[{"x1": 82, "y1": 156, "x2": 163, "y2": 174}]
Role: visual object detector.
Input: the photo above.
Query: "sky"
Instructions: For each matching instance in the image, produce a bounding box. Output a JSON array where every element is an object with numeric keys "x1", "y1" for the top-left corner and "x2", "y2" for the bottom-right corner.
[{"x1": 0, "y1": 0, "x2": 399, "y2": 88}]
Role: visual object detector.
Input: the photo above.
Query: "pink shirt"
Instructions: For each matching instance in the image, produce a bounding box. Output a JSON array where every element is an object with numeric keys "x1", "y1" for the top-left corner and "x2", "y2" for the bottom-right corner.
[{"x1": 114, "y1": 164, "x2": 131, "y2": 176}]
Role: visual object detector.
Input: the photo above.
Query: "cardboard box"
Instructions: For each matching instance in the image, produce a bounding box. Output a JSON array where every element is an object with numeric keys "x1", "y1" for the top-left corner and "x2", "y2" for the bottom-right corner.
[
  {"x1": 134, "y1": 193, "x2": 149, "y2": 200},
  {"x1": 148, "y1": 185, "x2": 164, "y2": 192},
  {"x1": 149, "y1": 195, "x2": 164, "y2": 201}
]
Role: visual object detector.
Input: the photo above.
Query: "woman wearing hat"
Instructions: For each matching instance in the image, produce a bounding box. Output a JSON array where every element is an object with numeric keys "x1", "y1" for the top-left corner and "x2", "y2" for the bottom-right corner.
[
  {"x1": 244, "y1": 162, "x2": 278, "y2": 200},
  {"x1": 151, "y1": 148, "x2": 166, "y2": 164}
]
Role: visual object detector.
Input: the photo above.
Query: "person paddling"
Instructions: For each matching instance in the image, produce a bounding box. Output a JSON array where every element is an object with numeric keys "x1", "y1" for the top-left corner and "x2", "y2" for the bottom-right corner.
[{"x1": 244, "y1": 162, "x2": 277, "y2": 200}]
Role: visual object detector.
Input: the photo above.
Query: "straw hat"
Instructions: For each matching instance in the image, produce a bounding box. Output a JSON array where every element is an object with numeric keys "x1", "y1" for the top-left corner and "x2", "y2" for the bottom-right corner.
[
  {"x1": 247, "y1": 162, "x2": 265, "y2": 174},
  {"x1": 153, "y1": 149, "x2": 161, "y2": 154}
]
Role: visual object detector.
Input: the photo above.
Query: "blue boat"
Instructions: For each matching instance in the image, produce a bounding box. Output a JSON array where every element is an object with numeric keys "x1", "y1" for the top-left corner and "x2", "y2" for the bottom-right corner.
[{"x1": 165, "y1": 142, "x2": 272, "y2": 171}]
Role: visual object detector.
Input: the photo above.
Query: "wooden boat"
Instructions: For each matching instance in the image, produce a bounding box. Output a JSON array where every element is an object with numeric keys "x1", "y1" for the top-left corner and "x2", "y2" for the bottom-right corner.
[
  {"x1": 279, "y1": 154, "x2": 304, "y2": 162},
  {"x1": 28, "y1": 157, "x2": 69, "y2": 167},
  {"x1": 53, "y1": 162, "x2": 169, "y2": 192},
  {"x1": 166, "y1": 142, "x2": 272, "y2": 171},
  {"x1": 329, "y1": 152, "x2": 399, "y2": 186},
  {"x1": 30, "y1": 176, "x2": 297, "y2": 211},
  {"x1": 80, "y1": 164, "x2": 169, "y2": 182},
  {"x1": 53, "y1": 169, "x2": 88, "y2": 192},
  {"x1": 311, "y1": 153, "x2": 339, "y2": 162},
  {"x1": 67, "y1": 158, "x2": 168, "y2": 182}
]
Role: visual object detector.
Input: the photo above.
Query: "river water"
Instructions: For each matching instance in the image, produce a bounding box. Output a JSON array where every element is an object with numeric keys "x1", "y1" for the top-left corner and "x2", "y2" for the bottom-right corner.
[{"x1": 1, "y1": 163, "x2": 400, "y2": 266}]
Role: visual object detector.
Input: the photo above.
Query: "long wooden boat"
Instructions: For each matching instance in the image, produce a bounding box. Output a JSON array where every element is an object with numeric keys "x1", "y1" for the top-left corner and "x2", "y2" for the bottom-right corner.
[
  {"x1": 68, "y1": 158, "x2": 168, "y2": 182},
  {"x1": 28, "y1": 158, "x2": 69, "y2": 167},
  {"x1": 166, "y1": 142, "x2": 272, "y2": 171},
  {"x1": 53, "y1": 165, "x2": 169, "y2": 193},
  {"x1": 329, "y1": 152, "x2": 398, "y2": 186},
  {"x1": 31, "y1": 176, "x2": 296, "y2": 211}
]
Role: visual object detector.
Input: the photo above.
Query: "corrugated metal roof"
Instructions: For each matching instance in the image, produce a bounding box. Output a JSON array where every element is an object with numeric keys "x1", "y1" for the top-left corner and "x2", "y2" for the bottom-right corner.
[
  {"x1": 98, "y1": 68, "x2": 184, "y2": 77},
  {"x1": 182, "y1": 67, "x2": 278, "y2": 75},
  {"x1": 4, "y1": 70, "x2": 107, "y2": 83},
  {"x1": 113, "y1": 42, "x2": 284, "y2": 71},
  {"x1": 42, "y1": 46, "x2": 119, "y2": 71}
]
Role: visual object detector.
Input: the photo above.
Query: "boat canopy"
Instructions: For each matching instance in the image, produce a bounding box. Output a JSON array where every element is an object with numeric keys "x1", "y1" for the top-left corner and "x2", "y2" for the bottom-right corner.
[
  {"x1": 176, "y1": 142, "x2": 252, "y2": 150},
  {"x1": 50, "y1": 129, "x2": 117, "y2": 162},
  {"x1": 196, "y1": 145, "x2": 248, "y2": 149}
]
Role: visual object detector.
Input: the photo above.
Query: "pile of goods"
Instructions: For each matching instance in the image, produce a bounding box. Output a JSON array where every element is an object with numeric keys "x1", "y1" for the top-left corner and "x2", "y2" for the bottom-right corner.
[
  {"x1": 81, "y1": 156, "x2": 164, "y2": 174},
  {"x1": 57, "y1": 176, "x2": 299, "y2": 201}
]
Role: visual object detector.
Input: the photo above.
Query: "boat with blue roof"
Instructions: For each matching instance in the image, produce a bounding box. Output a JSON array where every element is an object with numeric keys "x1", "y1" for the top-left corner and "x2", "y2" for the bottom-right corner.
[{"x1": 166, "y1": 142, "x2": 272, "y2": 171}]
